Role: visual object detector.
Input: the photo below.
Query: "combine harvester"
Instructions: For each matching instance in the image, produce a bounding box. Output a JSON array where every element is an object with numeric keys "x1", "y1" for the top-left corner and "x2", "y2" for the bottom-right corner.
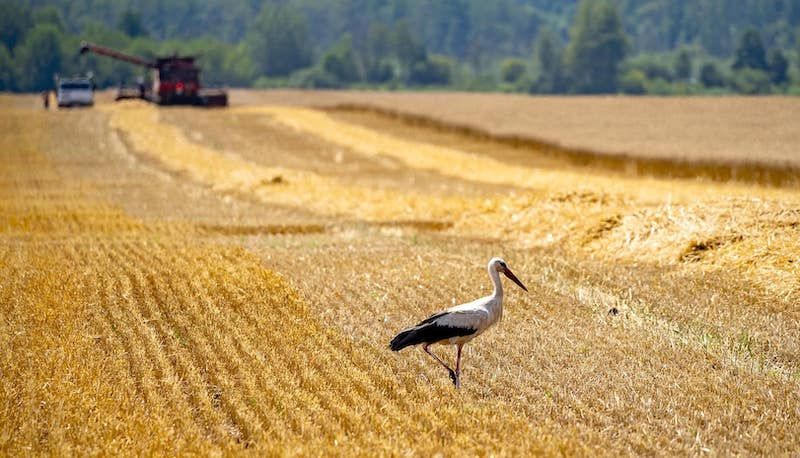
[{"x1": 80, "y1": 41, "x2": 227, "y2": 107}]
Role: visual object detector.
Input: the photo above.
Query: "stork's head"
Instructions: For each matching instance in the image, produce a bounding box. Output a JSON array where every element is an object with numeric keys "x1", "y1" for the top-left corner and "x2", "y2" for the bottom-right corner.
[{"x1": 488, "y1": 257, "x2": 528, "y2": 292}]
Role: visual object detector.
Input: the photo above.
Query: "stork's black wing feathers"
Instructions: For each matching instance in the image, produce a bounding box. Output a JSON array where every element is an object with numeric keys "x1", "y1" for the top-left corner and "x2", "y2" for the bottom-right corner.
[
  {"x1": 417, "y1": 311, "x2": 448, "y2": 326},
  {"x1": 389, "y1": 313, "x2": 477, "y2": 351}
]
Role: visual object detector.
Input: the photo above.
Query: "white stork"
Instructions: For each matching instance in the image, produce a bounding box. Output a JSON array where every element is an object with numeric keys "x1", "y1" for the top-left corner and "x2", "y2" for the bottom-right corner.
[{"x1": 390, "y1": 257, "x2": 528, "y2": 388}]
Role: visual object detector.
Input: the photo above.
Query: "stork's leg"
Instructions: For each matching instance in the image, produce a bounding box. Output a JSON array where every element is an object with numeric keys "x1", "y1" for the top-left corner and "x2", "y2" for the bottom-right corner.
[
  {"x1": 423, "y1": 344, "x2": 456, "y2": 383},
  {"x1": 454, "y1": 344, "x2": 463, "y2": 389}
]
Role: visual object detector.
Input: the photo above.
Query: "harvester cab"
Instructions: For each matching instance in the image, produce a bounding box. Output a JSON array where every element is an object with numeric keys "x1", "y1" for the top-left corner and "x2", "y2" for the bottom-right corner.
[
  {"x1": 79, "y1": 41, "x2": 227, "y2": 107},
  {"x1": 152, "y1": 56, "x2": 201, "y2": 104}
]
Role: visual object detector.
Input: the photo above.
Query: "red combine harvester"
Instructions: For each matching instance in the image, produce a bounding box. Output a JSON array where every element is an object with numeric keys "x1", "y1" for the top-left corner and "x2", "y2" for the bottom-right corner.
[{"x1": 79, "y1": 41, "x2": 227, "y2": 107}]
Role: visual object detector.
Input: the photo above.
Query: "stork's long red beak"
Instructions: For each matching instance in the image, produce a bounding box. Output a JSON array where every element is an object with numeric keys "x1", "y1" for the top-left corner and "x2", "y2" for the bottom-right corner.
[{"x1": 503, "y1": 267, "x2": 528, "y2": 292}]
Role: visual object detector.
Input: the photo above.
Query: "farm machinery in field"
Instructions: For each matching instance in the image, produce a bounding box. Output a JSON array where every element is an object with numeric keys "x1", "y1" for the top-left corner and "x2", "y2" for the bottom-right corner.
[{"x1": 79, "y1": 41, "x2": 228, "y2": 107}]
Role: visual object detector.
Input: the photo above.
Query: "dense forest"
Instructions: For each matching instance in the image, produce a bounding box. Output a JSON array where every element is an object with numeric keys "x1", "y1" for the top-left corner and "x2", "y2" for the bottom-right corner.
[{"x1": 2, "y1": 0, "x2": 800, "y2": 94}]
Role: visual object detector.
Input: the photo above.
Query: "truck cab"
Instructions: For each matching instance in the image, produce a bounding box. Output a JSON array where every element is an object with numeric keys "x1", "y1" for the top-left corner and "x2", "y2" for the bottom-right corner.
[{"x1": 56, "y1": 77, "x2": 94, "y2": 108}]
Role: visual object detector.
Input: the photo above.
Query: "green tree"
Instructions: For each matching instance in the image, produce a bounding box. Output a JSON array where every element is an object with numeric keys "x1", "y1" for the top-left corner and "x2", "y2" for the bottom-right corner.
[
  {"x1": 223, "y1": 44, "x2": 256, "y2": 86},
  {"x1": 628, "y1": 54, "x2": 674, "y2": 82},
  {"x1": 767, "y1": 49, "x2": 789, "y2": 85},
  {"x1": 366, "y1": 23, "x2": 394, "y2": 60},
  {"x1": 0, "y1": 1, "x2": 32, "y2": 50},
  {"x1": 566, "y1": 0, "x2": 628, "y2": 93},
  {"x1": 289, "y1": 67, "x2": 340, "y2": 89},
  {"x1": 733, "y1": 28, "x2": 768, "y2": 71},
  {"x1": 32, "y1": 6, "x2": 65, "y2": 32},
  {"x1": 500, "y1": 58, "x2": 526, "y2": 84},
  {"x1": 117, "y1": 10, "x2": 149, "y2": 38},
  {"x1": 674, "y1": 49, "x2": 692, "y2": 81},
  {"x1": 184, "y1": 38, "x2": 254, "y2": 87},
  {"x1": 364, "y1": 23, "x2": 395, "y2": 83},
  {"x1": 365, "y1": 60, "x2": 394, "y2": 83},
  {"x1": 408, "y1": 55, "x2": 452, "y2": 85},
  {"x1": 16, "y1": 24, "x2": 64, "y2": 91},
  {"x1": 533, "y1": 28, "x2": 566, "y2": 93},
  {"x1": 0, "y1": 44, "x2": 14, "y2": 90},
  {"x1": 323, "y1": 35, "x2": 361, "y2": 83},
  {"x1": 247, "y1": 4, "x2": 312, "y2": 77},
  {"x1": 392, "y1": 21, "x2": 427, "y2": 72},
  {"x1": 731, "y1": 68, "x2": 771, "y2": 94},
  {"x1": 699, "y1": 62, "x2": 725, "y2": 87},
  {"x1": 619, "y1": 69, "x2": 647, "y2": 94}
]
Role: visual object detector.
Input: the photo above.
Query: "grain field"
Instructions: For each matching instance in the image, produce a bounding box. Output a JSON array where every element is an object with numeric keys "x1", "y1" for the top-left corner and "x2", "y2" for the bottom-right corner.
[
  {"x1": 1, "y1": 93, "x2": 799, "y2": 455},
  {"x1": 232, "y1": 90, "x2": 800, "y2": 181}
]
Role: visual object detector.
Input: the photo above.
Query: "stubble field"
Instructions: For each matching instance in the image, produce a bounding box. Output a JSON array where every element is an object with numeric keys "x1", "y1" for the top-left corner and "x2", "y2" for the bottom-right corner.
[
  {"x1": 232, "y1": 90, "x2": 800, "y2": 174},
  {"x1": 1, "y1": 92, "x2": 799, "y2": 455}
]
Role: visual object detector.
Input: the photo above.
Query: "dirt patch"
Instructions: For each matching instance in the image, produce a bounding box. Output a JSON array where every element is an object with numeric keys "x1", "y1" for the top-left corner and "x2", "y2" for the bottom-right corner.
[
  {"x1": 551, "y1": 190, "x2": 610, "y2": 205},
  {"x1": 372, "y1": 220, "x2": 453, "y2": 232},
  {"x1": 197, "y1": 223, "x2": 326, "y2": 236},
  {"x1": 583, "y1": 215, "x2": 622, "y2": 244},
  {"x1": 680, "y1": 234, "x2": 745, "y2": 262}
]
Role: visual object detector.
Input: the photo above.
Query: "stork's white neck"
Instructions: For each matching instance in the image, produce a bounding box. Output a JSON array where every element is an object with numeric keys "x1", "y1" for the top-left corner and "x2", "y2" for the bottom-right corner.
[{"x1": 489, "y1": 265, "x2": 503, "y2": 299}]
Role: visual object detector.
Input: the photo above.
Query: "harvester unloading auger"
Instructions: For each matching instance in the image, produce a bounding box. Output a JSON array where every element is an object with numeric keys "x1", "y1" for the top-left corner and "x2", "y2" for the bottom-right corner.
[{"x1": 80, "y1": 41, "x2": 227, "y2": 107}]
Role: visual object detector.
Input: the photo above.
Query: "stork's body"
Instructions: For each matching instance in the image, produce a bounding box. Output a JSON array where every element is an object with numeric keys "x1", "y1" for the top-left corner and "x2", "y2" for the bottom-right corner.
[{"x1": 390, "y1": 257, "x2": 527, "y2": 388}]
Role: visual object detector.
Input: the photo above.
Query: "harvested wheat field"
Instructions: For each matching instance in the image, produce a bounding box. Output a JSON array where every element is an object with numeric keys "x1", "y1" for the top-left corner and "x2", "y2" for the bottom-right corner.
[
  {"x1": 233, "y1": 90, "x2": 800, "y2": 184},
  {"x1": 1, "y1": 92, "x2": 799, "y2": 456}
]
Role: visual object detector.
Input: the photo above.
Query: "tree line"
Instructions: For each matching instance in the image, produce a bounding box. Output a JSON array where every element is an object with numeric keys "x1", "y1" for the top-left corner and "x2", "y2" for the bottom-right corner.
[{"x1": 1, "y1": 0, "x2": 799, "y2": 94}]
